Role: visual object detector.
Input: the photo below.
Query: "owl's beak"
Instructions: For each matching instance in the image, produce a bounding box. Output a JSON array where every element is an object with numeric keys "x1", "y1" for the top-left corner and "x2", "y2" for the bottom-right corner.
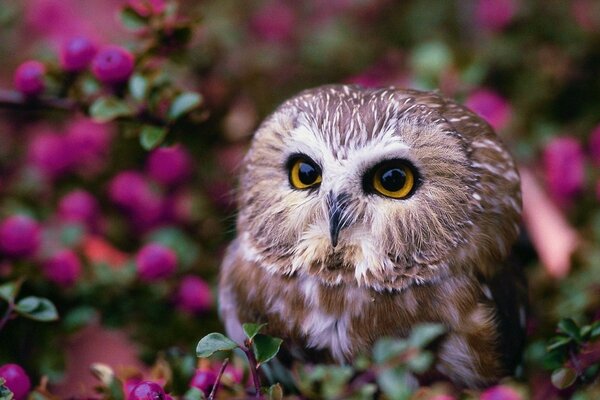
[{"x1": 328, "y1": 192, "x2": 350, "y2": 248}]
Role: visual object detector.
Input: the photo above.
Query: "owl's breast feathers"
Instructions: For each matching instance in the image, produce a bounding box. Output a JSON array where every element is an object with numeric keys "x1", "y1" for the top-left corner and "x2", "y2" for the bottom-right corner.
[{"x1": 219, "y1": 238, "x2": 526, "y2": 388}]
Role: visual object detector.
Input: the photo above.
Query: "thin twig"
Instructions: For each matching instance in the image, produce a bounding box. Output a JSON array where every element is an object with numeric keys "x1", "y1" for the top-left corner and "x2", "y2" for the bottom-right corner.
[
  {"x1": 0, "y1": 302, "x2": 14, "y2": 332},
  {"x1": 242, "y1": 340, "x2": 262, "y2": 399},
  {"x1": 0, "y1": 89, "x2": 78, "y2": 112},
  {"x1": 208, "y1": 358, "x2": 230, "y2": 400}
]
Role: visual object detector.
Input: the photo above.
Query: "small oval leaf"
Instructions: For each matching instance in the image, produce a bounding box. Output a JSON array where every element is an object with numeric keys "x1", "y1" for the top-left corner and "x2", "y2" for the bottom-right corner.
[
  {"x1": 90, "y1": 97, "x2": 134, "y2": 123},
  {"x1": 243, "y1": 323, "x2": 267, "y2": 341},
  {"x1": 253, "y1": 334, "x2": 283, "y2": 365},
  {"x1": 0, "y1": 281, "x2": 21, "y2": 303},
  {"x1": 119, "y1": 6, "x2": 148, "y2": 30},
  {"x1": 558, "y1": 318, "x2": 582, "y2": 342},
  {"x1": 168, "y1": 92, "x2": 202, "y2": 120},
  {"x1": 551, "y1": 367, "x2": 577, "y2": 389},
  {"x1": 196, "y1": 333, "x2": 238, "y2": 358},
  {"x1": 129, "y1": 74, "x2": 149, "y2": 101},
  {"x1": 139, "y1": 125, "x2": 168, "y2": 150},
  {"x1": 15, "y1": 296, "x2": 59, "y2": 321}
]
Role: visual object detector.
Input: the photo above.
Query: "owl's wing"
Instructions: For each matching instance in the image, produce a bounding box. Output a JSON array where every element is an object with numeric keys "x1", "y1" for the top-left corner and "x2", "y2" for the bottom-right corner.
[{"x1": 479, "y1": 245, "x2": 528, "y2": 373}]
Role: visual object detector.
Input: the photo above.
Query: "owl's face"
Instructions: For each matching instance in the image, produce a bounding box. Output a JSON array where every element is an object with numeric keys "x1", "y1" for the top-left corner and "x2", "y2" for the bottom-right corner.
[{"x1": 236, "y1": 85, "x2": 521, "y2": 291}]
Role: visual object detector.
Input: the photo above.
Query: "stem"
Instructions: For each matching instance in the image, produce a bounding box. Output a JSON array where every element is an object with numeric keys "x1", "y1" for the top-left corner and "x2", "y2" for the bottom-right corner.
[
  {"x1": 0, "y1": 301, "x2": 14, "y2": 332},
  {"x1": 242, "y1": 340, "x2": 262, "y2": 399},
  {"x1": 208, "y1": 358, "x2": 229, "y2": 400},
  {"x1": 0, "y1": 89, "x2": 78, "y2": 112}
]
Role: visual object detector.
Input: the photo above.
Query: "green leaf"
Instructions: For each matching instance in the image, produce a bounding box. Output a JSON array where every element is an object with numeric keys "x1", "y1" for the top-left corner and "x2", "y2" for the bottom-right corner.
[
  {"x1": 0, "y1": 281, "x2": 20, "y2": 303},
  {"x1": 168, "y1": 92, "x2": 202, "y2": 120},
  {"x1": 558, "y1": 318, "x2": 582, "y2": 342},
  {"x1": 551, "y1": 367, "x2": 577, "y2": 389},
  {"x1": 129, "y1": 74, "x2": 148, "y2": 101},
  {"x1": 196, "y1": 333, "x2": 238, "y2": 358},
  {"x1": 15, "y1": 296, "x2": 59, "y2": 322},
  {"x1": 90, "y1": 97, "x2": 134, "y2": 123},
  {"x1": 590, "y1": 321, "x2": 600, "y2": 338},
  {"x1": 253, "y1": 334, "x2": 283, "y2": 365},
  {"x1": 373, "y1": 338, "x2": 408, "y2": 364},
  {"x1": 0, "y1": 377, "x2": 14, "y2": 400},
  {"x1": 547, "y1": 336, "x2": 573, "y2": 351},
  {"x1": 406, "y1": 352, "x2": 434, "y2": 373},
  {"x1": 267, "y1": 383, "x2": 283, "y2": 400},
  {"x1": 243, "y1": 323, "x2": 267, "y2": 340},
  {"x1": 119, "y1": 6, "x2": 148, "y2": 30},
  {"x1": 408, "y1": 323, "x2": 445, "y2": 348},
  {"x1": 139, "y1": 125, "x2": 168, "y2": 150},
  {"x1": 377, "y1": 367, "x2": 412, "y2": 400},
  {"x1": 182, "y1": 387, "x2": 205, "y2": 400}
]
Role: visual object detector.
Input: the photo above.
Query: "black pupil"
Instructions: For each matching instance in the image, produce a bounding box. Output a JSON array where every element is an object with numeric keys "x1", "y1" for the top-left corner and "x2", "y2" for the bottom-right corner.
[
  {"x1": 298, "y1": 162, "x2": 319, "y2": 185},
  {"x1": 380, "y1": 167, "x2": 406, "y2": 192}
]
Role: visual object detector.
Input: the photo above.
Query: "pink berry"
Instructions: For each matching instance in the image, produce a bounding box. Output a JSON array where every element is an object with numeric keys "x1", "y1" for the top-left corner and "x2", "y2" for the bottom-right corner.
[
  {"x1": 27, "y1": 129, "x2": 74, "y2": 179},
  {"x1": 0, "y1": 215, "x2": 41, "y2": 258},
  {"x1": 135, "y1": 243, "x2": 177, "y2": 282},
  {"x1": 92, "y1": 45, "x2": 135, "y2": 84},
  {"x1": 474, "y1": 0, "x2": 517, "y2": 32},
  {"x1": 175, "y1": 275, "x2": 213, "y2": 314},
  {"x1": 190, "y1": 369, "x2": 217, "y2": 396},
  {"x1": 465, "y1": 88, "x2": 511, "y2": 131},
  {"x1": 60, "y1": 36, "x2": 97, "y2": 72},
  {"x1": 543, "y1": 136, "x2": 584, "y2": 206},
  {"x1": 43, "y1": 249, "x2": 82, "y2": 287},
  {"x1": 128, "y1": 381, "x2": 166, "y2": 400},
  {"x1": 14, "y1": 60, "x2": 46, "y2": 96},
  {"x1": 146, "y1": 146, "x2": 193, "y2": 187},
  {"x1": 67, "y1": 118, "x2": 113, "y2": 174},
  {"x1": 480, "y1": 385, "x2": 522, "y2": 400},
  {"x1": 128, "y1": 0, "x2": 167, "y2": 17},
  {"x1": 0, "y1": 363, "x2": 32, "y2": 400},
  {"x1": 58, "y1": 189, "x2": 99, "y2": 229}
]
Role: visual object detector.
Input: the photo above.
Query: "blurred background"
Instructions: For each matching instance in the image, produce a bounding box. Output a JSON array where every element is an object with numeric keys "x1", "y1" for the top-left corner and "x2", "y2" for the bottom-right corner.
[{"x1": 0, "y1": 0, "x2": 599, "y2": 398}]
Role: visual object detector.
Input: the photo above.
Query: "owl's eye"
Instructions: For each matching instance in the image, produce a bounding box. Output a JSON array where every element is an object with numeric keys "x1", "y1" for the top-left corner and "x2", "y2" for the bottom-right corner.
[
  {"x1": 368, "y1": 160, "x2": 417, "y2": 199},
  {"x1": 288, "y1": 156, "x2": 322, "y2": 190}
]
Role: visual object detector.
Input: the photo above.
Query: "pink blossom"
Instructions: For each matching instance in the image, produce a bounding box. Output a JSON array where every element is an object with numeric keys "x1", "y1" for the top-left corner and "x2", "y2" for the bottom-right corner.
[
  {"x1": 588, "y1": 124, "x2": 600, "y2": 166},
  {"x1": 108, "y1": 171, "x2": 164, "y2": 231},
  {"x1": 0, "y1": 215, "x2": 42, "y2": 258},
  {"x1": 14, "y1": 61, "x2": 46, "y2": 96},
  {"x1": 135, "y1": 243, "x2": 177, "y2": 282},
  {"x1": 480, "y1": 385, "x2": 522, "y2": 400},
  {"x1": 92, "y1": 45, "x2": 135, "y2": 84},
  {"x1": 58, "y1": 189, "x2": 100, "y2": 230},
  {"x1": 28, "y1": 128, "x2": 74, "y2": 179},
  {"x1": 146, "y1": 145, "x2": 193, "y2": 187},
  {"x1": 43, "y1": 249, "x2": 82, "y2": 287},
  {"x1": 250, "y1": 0, "x2": 296, "y2": 43},
  {"x1": 175, "y1": 275, "x2": 213, "y2": 314},
  {"x1": 60, "y1": 36, "x2": 97, "y2": 72},
  {"x1": 66, "y1": 118, "x2": 113, "y2": 175},
  {"x1": 475, "y1": 0, "x2": 517, "y2": 32},
  {"x1": 465, "y1": 88, "x2": 512, "y2": 131},
  {"x1": 128, "y1": 0, "x2": 167, "y2": 17},
  {"x1": 543, "y1": 136, "x2": 585, "y2": 206}
]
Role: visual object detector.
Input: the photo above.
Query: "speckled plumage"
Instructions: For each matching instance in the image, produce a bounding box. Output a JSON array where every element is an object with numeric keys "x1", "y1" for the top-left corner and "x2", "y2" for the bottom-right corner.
[{"x1": 219, "y1": 85, "x2": 526, "y2": 387}]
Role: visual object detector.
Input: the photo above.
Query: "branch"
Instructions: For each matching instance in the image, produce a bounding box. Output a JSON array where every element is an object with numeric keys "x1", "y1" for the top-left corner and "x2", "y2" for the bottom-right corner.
[{"x1": 0, "y1": 89, "x2": 78, "y2": 113}]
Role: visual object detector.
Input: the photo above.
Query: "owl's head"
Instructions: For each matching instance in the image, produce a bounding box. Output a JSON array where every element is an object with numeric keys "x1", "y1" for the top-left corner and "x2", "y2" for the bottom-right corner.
[{"x1": 236, "y1": 85, "x2": 521, "y2": 291}]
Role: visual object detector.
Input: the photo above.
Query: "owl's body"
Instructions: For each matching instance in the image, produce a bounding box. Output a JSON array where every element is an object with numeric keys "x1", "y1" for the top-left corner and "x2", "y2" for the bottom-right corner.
[{"x1": 219, "y1": 85, "x2": 525, "y2": 387}]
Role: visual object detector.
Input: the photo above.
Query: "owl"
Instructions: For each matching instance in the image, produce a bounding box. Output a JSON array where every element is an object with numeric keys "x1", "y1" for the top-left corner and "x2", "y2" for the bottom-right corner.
[{"x1": 219, "y1": 85, "x2": 526, "y2": 388}]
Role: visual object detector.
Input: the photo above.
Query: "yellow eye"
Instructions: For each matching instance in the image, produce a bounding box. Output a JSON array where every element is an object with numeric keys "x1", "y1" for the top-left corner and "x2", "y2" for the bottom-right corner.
[
  {"x1": 289, "y1": 157, "x2": 322, "y2": 189},
  {"x1": 372, "y1": 161, "x2": 416, "y2": 199}
]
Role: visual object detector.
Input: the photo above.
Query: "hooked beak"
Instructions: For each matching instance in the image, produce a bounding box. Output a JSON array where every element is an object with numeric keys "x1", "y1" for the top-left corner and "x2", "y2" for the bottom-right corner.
[{"x1": 328, "y1": 192, "x2": 350, "y2": 248}]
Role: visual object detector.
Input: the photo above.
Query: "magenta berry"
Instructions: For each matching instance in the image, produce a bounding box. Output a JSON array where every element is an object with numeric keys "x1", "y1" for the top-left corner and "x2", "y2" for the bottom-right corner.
[
  {"x1": 128, "y1": 0, "x2": 167, "y2": 17},
  {"x1": 0, "y1": 363, "x2": 32, "y2": 400},
  {"x1": 28, "y1": 130, "x2": 74, "y2": 178},
  {"x1": 91, "y1": 45, "x2": 134, "y2": 84},
  {"x1": 14, "y1": 60, "x2": 46, "y2": 96},
  {"x1": 175, "y1": 275, "x2": 213, "y2": 314},
  {"x1": 146, "y1": 146, "x2": 193, "y2": 186},
  {"x1": 135, "y1": 243, "x2": 177, "y2": 282},
  {"x1": 543, "y1": 136, "x2": 584, "y2": 206},
  {"x1": 43, "y1": 249, "x2": 82, "y2": 287},
  {"x1": 0, "y1": 215, "x2": 41, "y2": 258},
  {"x1": 128, "y1": 381, "x2": 166, "y2": 400},
  {"x1": 189, "y1": 369, "x2": 217, "y2": 396},
  {"x1": 480, "y1": 385, "x2": 522, "y2": 400},
  {"x1": 60, "y1": 36, "x2": 97, "y2": 72},
  {"x1": 58, "y1": 189, "x2": 99, "y2": 228}
]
